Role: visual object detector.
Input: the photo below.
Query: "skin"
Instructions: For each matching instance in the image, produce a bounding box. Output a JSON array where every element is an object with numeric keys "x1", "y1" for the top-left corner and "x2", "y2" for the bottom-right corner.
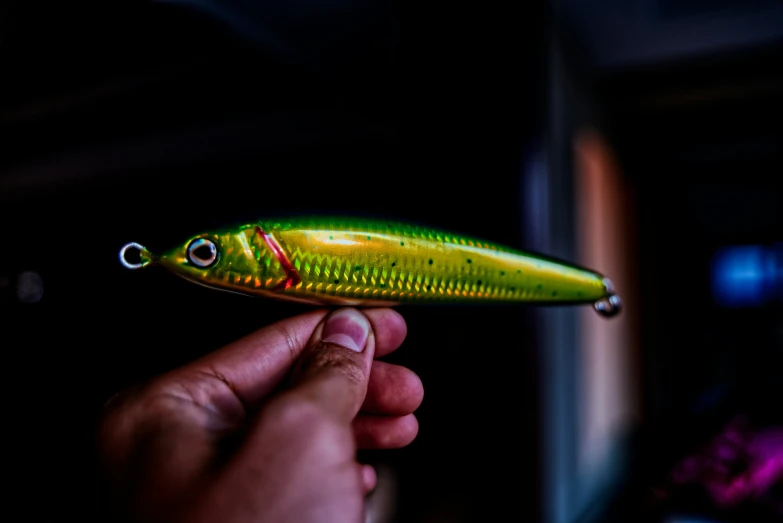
[{"x1": 97, "y1": 307, "x2": 422, "y2": 523}]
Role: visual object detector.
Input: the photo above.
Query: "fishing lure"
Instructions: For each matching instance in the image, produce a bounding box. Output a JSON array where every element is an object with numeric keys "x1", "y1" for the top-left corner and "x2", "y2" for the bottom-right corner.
[{"x1": 119, "y1": 216, "x2": 621, "y2": 317}]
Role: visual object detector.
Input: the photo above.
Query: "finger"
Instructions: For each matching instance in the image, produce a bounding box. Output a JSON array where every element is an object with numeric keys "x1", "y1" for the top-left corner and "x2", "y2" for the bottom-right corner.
[
  {"x1": 362, "y1": 308, "x2": 407, "y2": 358},
  {"x1": 283, "y1": 308, "x2": 376, "y2": 423},
  {"x1": 226, "y1": 309, "x2": 376, "y2": 479},
  {"x1": 164, "y1": 308, "x2": 407, "y2": 410},
  {"x1": 360, "y1": 464, "x2": 377, "y2": 494},
  {"x1": 362, "y1": 361, "x2": 424, "y2": 415},
  {"x1": 353, "y1": 414, "x2": 419, "y2": 449},
  {"x1": 172, "y1": 309, "x2": 329, "y2": 406}
]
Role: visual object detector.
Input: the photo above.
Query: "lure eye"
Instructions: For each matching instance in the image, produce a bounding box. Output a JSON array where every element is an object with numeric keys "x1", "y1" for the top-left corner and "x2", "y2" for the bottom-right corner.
[{"x1": 187, "y1": 238, "x2": 218, "y2": 268}]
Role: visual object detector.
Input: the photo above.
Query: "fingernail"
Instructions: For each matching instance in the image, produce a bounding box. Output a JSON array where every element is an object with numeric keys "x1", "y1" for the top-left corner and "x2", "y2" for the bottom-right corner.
[{"x1": 321, "y1": 308, "x2": 370, "y2": 352}]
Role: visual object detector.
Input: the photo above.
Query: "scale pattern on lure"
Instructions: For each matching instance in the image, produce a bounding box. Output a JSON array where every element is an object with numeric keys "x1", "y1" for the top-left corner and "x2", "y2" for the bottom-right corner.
[{"x1": 119, "y1": 216, "x2": 621, "y2": 317}]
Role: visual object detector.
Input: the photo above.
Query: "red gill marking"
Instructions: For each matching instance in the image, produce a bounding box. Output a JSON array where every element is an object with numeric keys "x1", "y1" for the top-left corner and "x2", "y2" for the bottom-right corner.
[{"x1": 255, "y1": 226, "x2": 301, "y2": 291}]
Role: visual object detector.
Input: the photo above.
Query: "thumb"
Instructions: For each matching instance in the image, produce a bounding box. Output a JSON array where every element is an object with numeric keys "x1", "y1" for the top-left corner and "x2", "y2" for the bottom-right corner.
[{"x1": 286, "y1": 308, "x2": 376, "y2": 423}]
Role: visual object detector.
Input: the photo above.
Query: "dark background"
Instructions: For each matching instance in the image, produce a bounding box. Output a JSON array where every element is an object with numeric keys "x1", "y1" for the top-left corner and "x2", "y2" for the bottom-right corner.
[
  {"x1": 1, "y1": 1, "x2": 545, "y2": 522},
  {"x1": 569, "y1": 3, "x2": 783, "y2": 518},
  {"x1": 589, "y1": 47, "x2": 783, "y2": 523},
  {"x1": 2, "y1": 1, "x2": 781, "y2": 522}
]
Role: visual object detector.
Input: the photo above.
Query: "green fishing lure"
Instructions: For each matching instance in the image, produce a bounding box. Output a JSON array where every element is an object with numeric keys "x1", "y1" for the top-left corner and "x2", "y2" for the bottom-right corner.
[{"x1": 119, "y1": 216, "x2": 621, "y2": 317}]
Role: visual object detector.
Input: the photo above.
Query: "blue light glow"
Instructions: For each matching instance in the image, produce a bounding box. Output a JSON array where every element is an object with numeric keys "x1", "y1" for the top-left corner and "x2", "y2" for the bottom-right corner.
[{"x1": 711, "y1": 244, "x2": 782, "y2": 307}]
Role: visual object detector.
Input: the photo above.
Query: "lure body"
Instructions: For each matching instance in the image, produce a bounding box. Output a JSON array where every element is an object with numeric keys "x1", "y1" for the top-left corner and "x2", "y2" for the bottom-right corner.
[{"x1": 120, "y1": 216, "x2": 621, "y2": 316}]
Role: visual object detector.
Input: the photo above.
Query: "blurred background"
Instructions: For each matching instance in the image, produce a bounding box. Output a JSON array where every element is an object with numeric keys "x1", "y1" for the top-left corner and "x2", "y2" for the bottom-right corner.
[{"x1": 1, "y1": 1, "x2": 781, "y2": 522}]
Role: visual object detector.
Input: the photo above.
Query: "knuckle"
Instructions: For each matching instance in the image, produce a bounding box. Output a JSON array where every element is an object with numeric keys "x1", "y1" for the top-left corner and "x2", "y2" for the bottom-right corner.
[
  {"x1": 137, "y1": 390, "x2": 190, "y2": 419},
  {"x1": 267, "y1": 322, "x2": 301, "y2": 367},
  {"x1": 300, "y1": 344, "x2": 365, "y2": 385},
  {"x1": 96, "y1": 385, "x2": 143, "y2": 441},
  {"x1": 95, "y1": 386, "x2": 164, "y2": 462}
]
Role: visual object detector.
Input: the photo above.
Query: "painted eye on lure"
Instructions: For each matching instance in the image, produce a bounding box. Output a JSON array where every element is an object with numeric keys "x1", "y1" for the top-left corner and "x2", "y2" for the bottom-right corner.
[
  {"x1": 119, "y1": 216, "x2": 623, "y2": 318},
  {"x1": 187, "y1": 238, "x2": 218, "y2": 268}
]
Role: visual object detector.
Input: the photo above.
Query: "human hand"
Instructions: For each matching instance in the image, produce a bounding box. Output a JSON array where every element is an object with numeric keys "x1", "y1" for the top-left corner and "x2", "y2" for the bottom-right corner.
[{"x1": 98, "y1": 308, "x2": 422, "y2": 523}]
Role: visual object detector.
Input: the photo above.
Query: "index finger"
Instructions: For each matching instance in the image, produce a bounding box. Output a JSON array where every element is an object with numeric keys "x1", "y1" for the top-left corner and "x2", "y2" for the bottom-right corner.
[{"x1": 168, "y1": 308, "x2": 407, "y2": 408}]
